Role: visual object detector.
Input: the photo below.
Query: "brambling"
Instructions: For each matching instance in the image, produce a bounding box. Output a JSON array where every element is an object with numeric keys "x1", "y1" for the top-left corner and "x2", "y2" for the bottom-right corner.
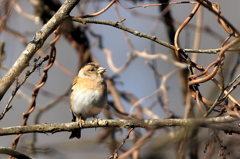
[{"x1": 69, "y1": 62, "x2": 108, "y2": 139}]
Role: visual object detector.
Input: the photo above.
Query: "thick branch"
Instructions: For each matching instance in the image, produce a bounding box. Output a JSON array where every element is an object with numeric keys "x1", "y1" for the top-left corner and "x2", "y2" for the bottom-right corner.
[
  {"x1": 0, "y1": 0, "x2": 80, "y2": 100},
  {"x1": 0, "y1": 117, "x2": 239, "y2": 136}
]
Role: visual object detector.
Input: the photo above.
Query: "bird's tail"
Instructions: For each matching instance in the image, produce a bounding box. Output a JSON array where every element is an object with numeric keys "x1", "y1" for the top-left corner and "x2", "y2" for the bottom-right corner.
[{"x1": 69, "y1": 128, "x2": 81, "y2": 139}]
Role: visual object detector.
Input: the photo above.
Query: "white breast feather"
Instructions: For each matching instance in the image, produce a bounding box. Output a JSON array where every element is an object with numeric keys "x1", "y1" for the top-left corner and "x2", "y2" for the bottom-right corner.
[{"x1": 71, "y1": 89, "x2": 106, "y2": 119}]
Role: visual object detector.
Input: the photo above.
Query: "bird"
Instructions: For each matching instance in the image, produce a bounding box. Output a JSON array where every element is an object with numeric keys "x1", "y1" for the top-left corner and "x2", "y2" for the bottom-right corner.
[{"x1": 69, "y1": 62, "x2": 108, "y2": 139}]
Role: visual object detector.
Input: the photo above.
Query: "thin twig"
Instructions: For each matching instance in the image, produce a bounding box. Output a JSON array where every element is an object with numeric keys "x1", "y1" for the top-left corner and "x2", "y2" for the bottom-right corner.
[
  {"x1": 108, "y1": 128, "x2": 134, "y2": 159},
  {"x1": 0, "y1": 56, "x2": 49, "y2": 120}
]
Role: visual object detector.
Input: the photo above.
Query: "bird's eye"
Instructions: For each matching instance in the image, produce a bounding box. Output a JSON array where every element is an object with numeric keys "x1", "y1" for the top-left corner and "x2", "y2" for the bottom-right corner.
[{"x1": 89, "y1": 68, "x2": 95, "y2": 72}]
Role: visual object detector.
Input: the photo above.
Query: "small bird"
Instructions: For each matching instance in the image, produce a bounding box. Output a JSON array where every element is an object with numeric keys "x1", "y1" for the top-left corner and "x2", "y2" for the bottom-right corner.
[{"x1": 69, "y1": 62, "x2": 107, "y2": 139}]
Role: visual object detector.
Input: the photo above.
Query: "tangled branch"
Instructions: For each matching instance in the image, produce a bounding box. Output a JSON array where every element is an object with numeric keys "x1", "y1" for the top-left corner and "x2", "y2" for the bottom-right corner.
[{"x1": 10, "y1": 26, "x2": 60, "y2": 153}]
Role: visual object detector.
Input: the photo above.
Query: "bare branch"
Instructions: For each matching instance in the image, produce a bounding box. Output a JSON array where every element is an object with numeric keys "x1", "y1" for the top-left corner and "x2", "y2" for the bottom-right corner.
[
  {"x1": 0, "y1": 117, "x2": 239, "y2": 136},
  {"x1": 71, "y1": 17, "x2": 240, "y2": 53}
]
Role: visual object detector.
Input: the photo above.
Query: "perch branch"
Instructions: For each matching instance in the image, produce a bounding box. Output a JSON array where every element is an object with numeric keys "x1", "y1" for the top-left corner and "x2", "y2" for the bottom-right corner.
[{"x1": 0, "y1": 117, "x2": 239, "y2": 136}]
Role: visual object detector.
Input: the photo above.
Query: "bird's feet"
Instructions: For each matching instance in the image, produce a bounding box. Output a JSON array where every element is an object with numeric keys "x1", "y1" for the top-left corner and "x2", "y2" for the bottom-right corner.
[{"x1": 77, "y1": 116, "x2": 84, "y2": 128}]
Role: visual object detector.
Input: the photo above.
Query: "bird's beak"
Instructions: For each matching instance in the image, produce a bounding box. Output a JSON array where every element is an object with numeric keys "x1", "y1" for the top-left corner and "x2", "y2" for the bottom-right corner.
[{"x1": 97, "y1": 67, "x2": 106, "y2": 74}]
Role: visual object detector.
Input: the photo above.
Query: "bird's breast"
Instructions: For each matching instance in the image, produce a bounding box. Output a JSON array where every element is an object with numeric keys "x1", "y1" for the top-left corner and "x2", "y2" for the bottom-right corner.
[{"x1": 70, "y1": 89, "x2": 107, "y2": 119}]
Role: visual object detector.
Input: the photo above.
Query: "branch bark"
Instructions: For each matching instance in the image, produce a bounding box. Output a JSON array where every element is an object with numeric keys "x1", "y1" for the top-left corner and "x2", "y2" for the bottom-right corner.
[
  {"x1": 0, "y1": 117, "x2": 239, "y2": 136},
  {"x1": 0, "y1": 0, "x2": 80, "y2": 100}
]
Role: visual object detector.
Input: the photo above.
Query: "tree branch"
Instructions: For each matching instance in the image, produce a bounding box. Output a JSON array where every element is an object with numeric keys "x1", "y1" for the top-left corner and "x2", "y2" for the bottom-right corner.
[
  {"x1": 0, "y1": 147, "x2": 34, "y2": 159},
  {"x1": 0, "y1": 117, "x2": 239, "y2": 136},
  {"x1": 0, "y1": 0, "x2": 80, "y2": 100},
  {"x1": 71, "y1": 17, "x2": 240, "y2": 53}
]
